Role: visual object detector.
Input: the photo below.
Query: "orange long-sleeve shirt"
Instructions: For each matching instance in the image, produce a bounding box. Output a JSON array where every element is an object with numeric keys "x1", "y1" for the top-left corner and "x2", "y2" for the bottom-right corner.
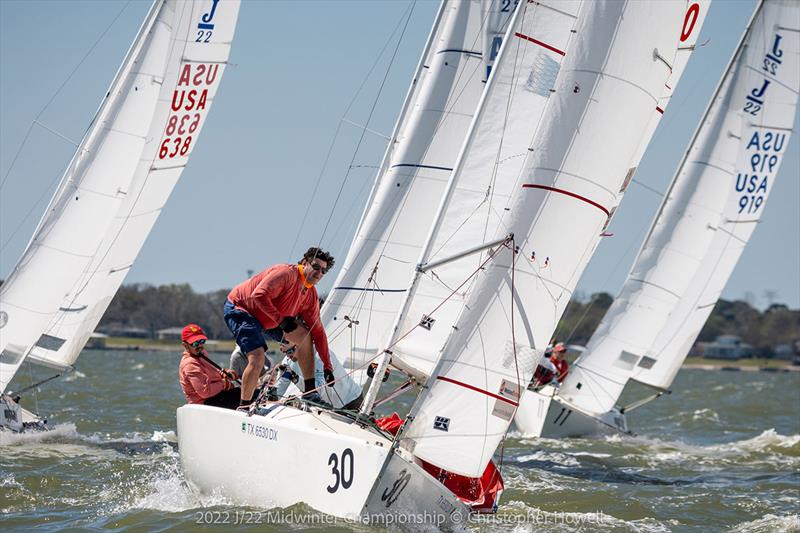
[
  {"x1": 179, "y1": 351, "x2": 229, "y2": 404},
  {"x1": 227, "y1": 264, "x2": 331, "y2": 370}
]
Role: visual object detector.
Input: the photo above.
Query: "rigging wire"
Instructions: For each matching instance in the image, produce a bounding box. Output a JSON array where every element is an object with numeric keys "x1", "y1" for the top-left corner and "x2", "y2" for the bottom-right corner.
[
  {"x1": 0, "y1": 1, "x2": 134, "y2": 255},
  {"x1": 315, "y1": 2, "x2": 418, "y2": 249},
  {"x1": 497, "y1": 236, "x2": 521, "y2": 479},
  {"x1": 285, "y1": 0, "x2": 417, "y2": 262},
  {"x1": 337, "y1": 4, "x2": 508, "y2": 360},
  {"x1": 0, "y1": 0, "x2": 133, "y2": 193}
]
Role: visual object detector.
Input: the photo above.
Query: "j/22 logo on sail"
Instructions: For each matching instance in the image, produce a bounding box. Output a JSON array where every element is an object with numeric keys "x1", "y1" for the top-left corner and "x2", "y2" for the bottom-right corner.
[
  {"x1": 744, "y1": 33, "x2": 784, "y2": 116},
  {"x1": 196, "y1": 0, "x2": 220, "y2": 43}
]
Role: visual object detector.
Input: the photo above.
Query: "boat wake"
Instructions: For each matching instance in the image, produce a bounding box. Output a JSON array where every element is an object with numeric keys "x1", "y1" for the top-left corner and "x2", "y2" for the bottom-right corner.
[{"x1": 0, "y1": 422, "x2": 80, "y2": 446}]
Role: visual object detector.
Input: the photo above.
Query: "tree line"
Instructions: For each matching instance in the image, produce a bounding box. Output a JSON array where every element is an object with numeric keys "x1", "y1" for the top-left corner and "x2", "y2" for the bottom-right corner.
[
  {"x1": 96, "y1": 283, "x2": 798, "y2": 355},
  {"x1": 552, "y1": 292, "x2": 799, "y2": 356}
]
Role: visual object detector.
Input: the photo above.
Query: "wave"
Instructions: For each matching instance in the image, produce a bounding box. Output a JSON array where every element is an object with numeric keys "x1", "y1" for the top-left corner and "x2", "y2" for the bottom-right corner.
[
  {"x1": 62, "y1": 370, "x2": 86, "y2": 382},
  {"x1": 691, "y1": 408, "x2": 721, "y2": 423},
  {"x1": 0, "y1": 422, "x2": 79, "y2": 446},
  {"x1": 497, "y1": 500, "x2": 671, "y2": 532},
  {"x1": 0, "y1": 424, "x2": 180, "y2": 460},
  {"x1": 516, "y1": 450, "x2": 581, "y2": 467},
  {"x1": 729, "y1": 513, "x2": 799, "y2": 532},
  {"x1": 608, "y1": 429, "x2": 800, "y2": 460},
  {"x1": 0, "y1": 473, "x2": 21, "y2": 488}
]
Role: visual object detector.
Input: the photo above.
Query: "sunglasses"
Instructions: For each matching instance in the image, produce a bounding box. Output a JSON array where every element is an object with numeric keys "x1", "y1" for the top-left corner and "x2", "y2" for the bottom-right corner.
[
  {"x1": 190, "y1": 339, "x2": 206, "y2": 348},
  {"x1": 309, "y1": 262, "x2": 329, "y2": 275}
]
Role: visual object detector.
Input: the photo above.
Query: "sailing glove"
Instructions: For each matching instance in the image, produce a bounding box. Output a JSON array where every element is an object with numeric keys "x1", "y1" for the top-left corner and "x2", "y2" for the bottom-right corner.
[{"x1": 324, "y1": 368, "x2": 335, "y2": 387}]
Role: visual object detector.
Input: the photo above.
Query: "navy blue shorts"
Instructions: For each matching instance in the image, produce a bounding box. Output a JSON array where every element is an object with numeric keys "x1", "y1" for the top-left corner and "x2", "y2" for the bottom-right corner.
[{"x1": 223, "y1": 300, "x2": 284, "y2": 354}]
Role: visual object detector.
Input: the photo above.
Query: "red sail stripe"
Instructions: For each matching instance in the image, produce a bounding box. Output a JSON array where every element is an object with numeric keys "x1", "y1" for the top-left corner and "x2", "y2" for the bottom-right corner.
[
  {"x1": 522, "y1": 184, "x2": 610, "y2": 216},
  {"x1": 437, "y1": 376, "x2": 519, "y2": 407},
  {"x1": 514, "y1": 32, "x2": 565, "y2": 56}
]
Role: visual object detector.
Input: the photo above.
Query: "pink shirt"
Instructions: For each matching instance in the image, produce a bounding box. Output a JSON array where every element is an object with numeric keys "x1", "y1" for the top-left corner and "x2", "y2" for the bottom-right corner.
[
  {"x1": 179, "y1": 351, "x2": 228, "y2": 404},
  {"x1": 227, "y1": 264, "x2": 331, "y2": 370}
]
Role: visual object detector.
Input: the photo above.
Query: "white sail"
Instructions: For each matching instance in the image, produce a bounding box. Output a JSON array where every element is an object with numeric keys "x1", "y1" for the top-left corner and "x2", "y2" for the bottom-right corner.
[
  {"x1": 559, "y1": 0, "x2": 799, "y2": 415},
  {"x1": 321, "y1": 0, "x2": 509, "y2": 370},
  {"x1": 628, "y1": 1, "x2": 711, "y2": 181},
  {"x1": 397, "y1": 0, "x2": 685, "y2": 477},
  {"x1": 385, "y1": 0, "x2": 581, "y2": 380},
  {"x1": 0, "y1": 0, "x2": 241, "y2": 388},
  {"x1": 634, "y1": 0, "x2": 799, "y2": 390}
]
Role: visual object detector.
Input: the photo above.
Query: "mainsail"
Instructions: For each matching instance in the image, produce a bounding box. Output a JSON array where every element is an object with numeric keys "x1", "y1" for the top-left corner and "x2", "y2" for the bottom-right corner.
[
  {"x1": 321, "y1": 0, "x2": 512, "y2": 371},
  {"x1": 559, "y1": 0, "x2": 799, "y2": 415},
  {"x1": 0, "y1": 0, "x2": 241, "y2": 389},
  {"x1": 376, "y1": 0, "x2": 686, "y2": 477}
]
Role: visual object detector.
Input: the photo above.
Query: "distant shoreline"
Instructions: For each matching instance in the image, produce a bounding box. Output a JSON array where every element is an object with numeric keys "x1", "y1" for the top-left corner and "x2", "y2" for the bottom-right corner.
[
  {"x1": 682, "y1": 363, "x2": 800, "y2": 372},
  {"x1": 92, "y1": 337, "x2": 235, "y2": 354},
  {"x1": 91, "y1": 337, "x2": 800, "y2": 371}
]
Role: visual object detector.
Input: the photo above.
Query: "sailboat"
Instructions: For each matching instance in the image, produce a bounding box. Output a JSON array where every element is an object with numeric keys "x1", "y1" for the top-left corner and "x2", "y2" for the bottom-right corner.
[
  {"x1": 177, "y1": 0, "x2": 687, "y2": 522},
  {"x1": 515, "y1": 0, "x2": 800, "y2": 439},
  {"x1": 0, "y1": 0, "x2": 241, "y2": 432}
]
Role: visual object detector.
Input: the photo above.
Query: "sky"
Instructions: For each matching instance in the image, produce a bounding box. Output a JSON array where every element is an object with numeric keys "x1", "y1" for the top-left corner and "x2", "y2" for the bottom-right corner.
[{"x1": 1, "y1": 0, "x2": 798, "y2": 310}]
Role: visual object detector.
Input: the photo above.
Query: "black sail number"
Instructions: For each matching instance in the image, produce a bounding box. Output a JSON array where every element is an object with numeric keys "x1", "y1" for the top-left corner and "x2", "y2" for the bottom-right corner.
[
  {"x1": 326, "y1": 448, "x2": 354, "y2": 493},
  {"x1": 381, "y1": 468, "x2": 411, "y2": 508}
]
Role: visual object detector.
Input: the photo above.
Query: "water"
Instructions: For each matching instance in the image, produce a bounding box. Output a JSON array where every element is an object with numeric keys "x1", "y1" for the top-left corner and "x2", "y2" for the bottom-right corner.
[{"x1": 1, "y1": 350, "x2": 798, "y2": 531}]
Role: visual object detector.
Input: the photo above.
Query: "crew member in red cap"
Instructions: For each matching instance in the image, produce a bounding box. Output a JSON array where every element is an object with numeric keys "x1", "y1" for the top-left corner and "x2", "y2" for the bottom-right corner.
[
  {"x1": 224, "y1": 247, "x2": 336, "y2": 406},
  {"x1": 550, "y1": 342, "x2": 569, "y2": 383},
  {"x1": 178, "y1": 324, "x2": 240, "y2": 409}
]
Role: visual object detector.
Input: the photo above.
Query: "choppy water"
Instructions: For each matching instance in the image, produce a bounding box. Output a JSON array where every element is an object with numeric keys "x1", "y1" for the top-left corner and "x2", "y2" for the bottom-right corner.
[{"x1": 1, "y1": 350, "x2": 798, "y2": 532}]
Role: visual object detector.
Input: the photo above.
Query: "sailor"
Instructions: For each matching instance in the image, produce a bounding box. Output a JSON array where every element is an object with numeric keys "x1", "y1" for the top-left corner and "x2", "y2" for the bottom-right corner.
[
  {"x1": 531, "y1": 346, "x2": 558, "y2": 389},
  {"x1": 229, "y1": 344, "x2": 271, "y2": 385},
  {"x1": 550, "y1": 342, "x2": 569, "y2": 382},
  {"x1": 178, "y1": 324, "x2": 241, "y2": 409},
  {"x1": 224, "y1": 247, "x2": 336, "y2": 407}
]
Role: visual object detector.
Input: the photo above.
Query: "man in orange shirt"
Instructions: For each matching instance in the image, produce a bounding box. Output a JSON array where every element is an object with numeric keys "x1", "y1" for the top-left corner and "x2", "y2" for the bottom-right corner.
[
  {"x1": 178, "y1": 324, "x2": 240, "y2": 409},
  {"x1": 224, "y1": 247, "x2": 335, "y2": 406}
]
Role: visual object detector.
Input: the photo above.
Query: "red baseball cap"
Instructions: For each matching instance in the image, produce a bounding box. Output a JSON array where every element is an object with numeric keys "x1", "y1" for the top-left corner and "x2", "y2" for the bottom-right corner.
[
  {"x1": 554, "y1": 342, "x2": 567, "y2": 353},
  {"x1": 182, "y1": 324, "x2": 208, "y2": 343}
]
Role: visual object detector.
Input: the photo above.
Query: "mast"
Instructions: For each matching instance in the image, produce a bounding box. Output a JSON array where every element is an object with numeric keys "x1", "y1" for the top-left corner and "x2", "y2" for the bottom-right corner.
[{"x1": 359, "y1": 0, "x2": 526, "y2": 416}]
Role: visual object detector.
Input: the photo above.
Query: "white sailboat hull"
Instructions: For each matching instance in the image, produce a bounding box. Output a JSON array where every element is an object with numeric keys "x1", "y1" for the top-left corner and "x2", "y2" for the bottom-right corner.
[
  {"x1": 0, "y1": 393, "x2": 47, "y2": 433},
  {"x1": 515, "y1": 386, "x2": 628, "y2": 438},
  {"x1": 177, "y1": 404, "x2": 468, "y2": 526}
]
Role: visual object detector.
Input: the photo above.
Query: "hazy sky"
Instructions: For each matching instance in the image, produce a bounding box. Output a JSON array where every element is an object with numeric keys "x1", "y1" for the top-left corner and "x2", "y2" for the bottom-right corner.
[{"x1": 1, "y1": 0, "x2": 798, "y2": 310}]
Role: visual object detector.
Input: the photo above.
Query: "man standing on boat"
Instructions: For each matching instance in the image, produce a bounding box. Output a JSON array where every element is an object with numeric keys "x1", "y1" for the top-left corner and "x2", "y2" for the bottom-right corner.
[
  {"x1": 179, "y1": 324, "x2": 241, "y2": 409},
  {"x1": 224, "y1": 247, "x2": 336, "y2": 406},
  {"x1": 551, "y1": 342, "x2": 569, "y2": 382}
]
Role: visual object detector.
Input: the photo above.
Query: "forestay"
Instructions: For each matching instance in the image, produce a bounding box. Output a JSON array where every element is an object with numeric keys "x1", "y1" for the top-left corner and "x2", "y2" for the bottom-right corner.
[
  {"x1": 398, "y1": 0, "x2": 685, "y2": 477},
  {"x1": 321, "y1": 0, "x2": 509, "y2": 371},
  {"x1": 559, "y1": 0, "x2": 799, "y2": 415},
  {"x1": 0, "y1": 0, "x2": 240, "y2": 387}
]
